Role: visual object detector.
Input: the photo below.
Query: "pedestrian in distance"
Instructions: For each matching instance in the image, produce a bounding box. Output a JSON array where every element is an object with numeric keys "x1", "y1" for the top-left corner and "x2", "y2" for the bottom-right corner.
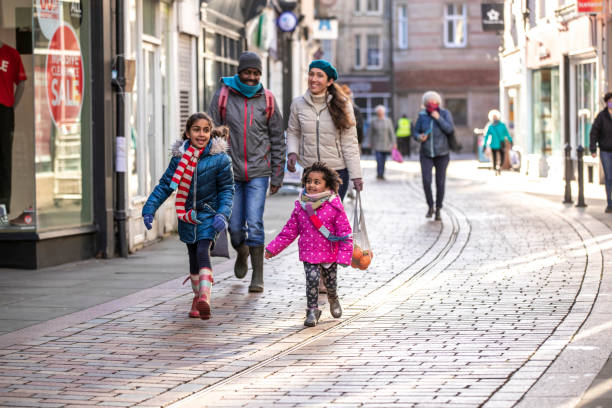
[
  {"x1": 589, "y1": 92, "x2": 612, "y2": 213},
  {"x1": 483, "y1": 109, "x2": 512, "y2": 176},
  {"x1": 286, "y1": 59, "x2": 363, "y2": 202},
  {"x1": 368, "y1": 105, "x2": 397, "y2": 180},
  {"x1": 142, "y1": 112, "x2": 234, "y2": 320},
  {"x1": 414, "y1": 91, "x2": 455, "y2": 221},
  {"x1": 208, "y1": 51, "x2": 286, "y2": 292},
  {"x1": 396, "y1": 114, "x2": 412, "y2": 157},
  {"x1": 265, "y1": 162, "x2": 353, "y2": 327}
]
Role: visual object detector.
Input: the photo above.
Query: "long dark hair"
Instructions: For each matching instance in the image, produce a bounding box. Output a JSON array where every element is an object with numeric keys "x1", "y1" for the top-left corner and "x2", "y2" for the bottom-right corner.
[
  {"x1": 182, "y1": 112, "x2": 229, "y2": 141},
  {"x1": 326, "y1": 83, "x2": 355, "y2": 131},
  {"x1": 301, "y1": 161, "x2": 342, "y2": 194}
]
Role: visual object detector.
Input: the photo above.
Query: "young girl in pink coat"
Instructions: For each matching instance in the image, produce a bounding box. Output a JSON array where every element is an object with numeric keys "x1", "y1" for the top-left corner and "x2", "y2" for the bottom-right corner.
[{"x1": 265, "y1": 161, "x2": 353, "y2": 326}]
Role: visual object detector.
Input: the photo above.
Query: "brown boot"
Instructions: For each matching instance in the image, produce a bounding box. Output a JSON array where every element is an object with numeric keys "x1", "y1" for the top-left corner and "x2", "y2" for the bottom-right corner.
[
  {"x1": 318, "y1": 277, "x2": 327, "y2": 294},
  {"x1": 327, "y1": 294, "x2": 342, "y2": 318}
]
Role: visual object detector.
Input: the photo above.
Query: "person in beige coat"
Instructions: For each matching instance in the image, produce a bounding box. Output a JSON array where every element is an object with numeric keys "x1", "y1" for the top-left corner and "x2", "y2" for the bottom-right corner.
[{"x1": 286, "y1": 60, "x2": 363, "y2": 202}]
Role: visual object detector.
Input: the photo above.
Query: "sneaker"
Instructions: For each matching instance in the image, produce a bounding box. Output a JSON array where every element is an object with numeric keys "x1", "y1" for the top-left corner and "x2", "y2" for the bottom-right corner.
[
  {"x1": 605, "y1": 207, "x2": 612, "y2": 214},
  {"x1": 425, "y1": 207, "x2": 434, "y2": 218},
  {"x1": 10, "y1": 208, "x2": 36, "y2": 227}
]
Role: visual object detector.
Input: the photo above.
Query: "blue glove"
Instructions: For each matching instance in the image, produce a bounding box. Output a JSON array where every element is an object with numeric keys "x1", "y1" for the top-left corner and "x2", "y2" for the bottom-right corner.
[
  {"x1": 143, "y1": 214, "x2": 153, "y2": 230},
  {"x1": 212, "y1": 214, "x2": 227, "y2": 232}
]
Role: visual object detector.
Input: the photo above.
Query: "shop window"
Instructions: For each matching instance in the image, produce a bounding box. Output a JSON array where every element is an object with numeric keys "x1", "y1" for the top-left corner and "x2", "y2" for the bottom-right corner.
[
  {"x1": 575, "y1": 62, "x2": 597, "y2": 151},
  {"x1": 445, "y1": 98, "x2": 467, "y2": 126},
  {"x1": 444, "y1": 4, "x2": 467, "y2": 48},
  {"x1": 29, "y1": 1, "x2": 93, "y2": 230},
  {"x1": 532, "y1": 67, "x2": 560, "y2": 154},
  {"x1": 397, "y1": 5, "x2": 408, "y2": 50}
]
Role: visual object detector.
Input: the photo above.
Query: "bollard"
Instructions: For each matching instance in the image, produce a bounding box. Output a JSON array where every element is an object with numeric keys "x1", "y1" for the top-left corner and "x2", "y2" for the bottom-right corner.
[
  {"x1": 563, "y1": 143, "x2": 573, "y2": 204},
  {"x1": 576, "y1": 145, "x2": 587, "y2": 208}
]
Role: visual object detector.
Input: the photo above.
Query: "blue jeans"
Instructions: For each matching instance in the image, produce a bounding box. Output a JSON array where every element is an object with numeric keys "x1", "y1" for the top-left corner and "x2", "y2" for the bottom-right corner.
[
  {"x1": 229, "y1": 177, "x2": 269, "y2": 248},
  {"x1": 337, "y1": 168, "x2": 350, "y2": 201},
  {"x1": 375, "y1": 151, "x2": 389, "y2": 177},
  {"x1": 600, "y1": 150, "x2": 612, "y2": 208},
  {"x1": 420, "y1": 153, "x2": 450, "y2": 209}
]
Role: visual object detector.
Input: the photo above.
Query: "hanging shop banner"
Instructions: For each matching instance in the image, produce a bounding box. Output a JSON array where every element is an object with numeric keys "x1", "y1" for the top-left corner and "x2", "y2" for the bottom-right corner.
[
  {"x1": 481, "y1": 4, "x2": 504, "y2": 31},
  {"x1": 577, "y1": 0, "x2": 603, "y2": 13},
  {"x1": 46, "y1": 24, "x2": 84, "y2": 128},
  {"x1": 36, "y1": 0, "x2": 61, "y2": 40}
]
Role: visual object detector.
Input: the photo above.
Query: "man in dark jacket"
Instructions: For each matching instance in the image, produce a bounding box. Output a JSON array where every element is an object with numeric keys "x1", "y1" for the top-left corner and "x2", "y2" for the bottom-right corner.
[
  {"x1": 208, "y1": 51, "x2": 286, "y2": 292},
  {"x1": 590, "y1": 92, "x2": 612, "y2": 213}
]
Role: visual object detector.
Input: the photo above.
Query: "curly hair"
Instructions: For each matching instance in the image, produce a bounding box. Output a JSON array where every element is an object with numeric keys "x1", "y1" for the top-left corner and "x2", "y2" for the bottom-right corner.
[
  {"x1": 301, "y1": 161, "x2": 343, "y2": 194},
  {"x1": 327, "y1": 83, "x2": 355, "y2": 131},
  {"x1": 182, "y1": 112, "x2": 229, "y2": 141}
]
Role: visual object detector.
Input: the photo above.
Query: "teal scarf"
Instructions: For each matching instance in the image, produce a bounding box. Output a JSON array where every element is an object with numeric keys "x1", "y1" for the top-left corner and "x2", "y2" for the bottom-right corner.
[{"x1": 222, "y1": 75, "x2": 263, "y2": 98}]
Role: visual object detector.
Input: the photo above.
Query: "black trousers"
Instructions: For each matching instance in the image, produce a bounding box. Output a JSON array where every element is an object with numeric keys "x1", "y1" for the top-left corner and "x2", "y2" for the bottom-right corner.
[
  {"x1": 491, "y1": 148, "x2": 503, "y2": 171},
  {"x1": 0, "y1": 105, "x2": 14, "y2": 213},
  {"x1": 187, "y1": 239, "x2": 212, "y2": 275},
  {"x1": 420, "y1": 153, "x2": 450, "y2": 209}
]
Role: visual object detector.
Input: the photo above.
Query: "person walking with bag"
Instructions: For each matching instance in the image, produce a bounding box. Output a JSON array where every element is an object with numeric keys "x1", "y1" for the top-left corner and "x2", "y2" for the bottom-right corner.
[
  {"x1": 368, "y1": 105, "x2": 397, "y2": 180},
  {"x1": 142, "y1": 112, "x2": 234, "y2": 320},
  {"x1": 483, "y1": 109, "x2": 512, "y2": 176},
  {"x1": 265, "y1": 162, "x2": 352, "y2": 327},
  {"x1": 589, "y1": 92, "x2": 612, "y2": 213},
  {"x1": 208, "y1": 51, "x2": 286, "y2": 292},
  {"x1": 414, "y1": 91, "x2": 454, "y2": 221},
  {"x1": 286, "y1": 60, "x2": 363, "y2": 202}
]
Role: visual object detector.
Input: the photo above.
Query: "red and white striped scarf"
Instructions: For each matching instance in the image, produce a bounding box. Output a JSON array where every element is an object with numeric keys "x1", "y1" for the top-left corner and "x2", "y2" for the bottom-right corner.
[{"x1": 170, "y1": 144, "x2": 204, "y2": 224}]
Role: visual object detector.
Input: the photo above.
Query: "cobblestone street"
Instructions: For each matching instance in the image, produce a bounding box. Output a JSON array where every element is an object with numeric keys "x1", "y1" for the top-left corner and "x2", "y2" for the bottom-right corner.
[{"x1": 1, "y1": 160, "x2": 611, "y2": 408}]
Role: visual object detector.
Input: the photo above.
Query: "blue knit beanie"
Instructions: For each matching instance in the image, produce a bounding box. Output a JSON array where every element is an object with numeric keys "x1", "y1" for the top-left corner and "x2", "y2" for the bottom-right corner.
[{"x1": 309, "y1": 60, "x2": 338, "y2": 81}]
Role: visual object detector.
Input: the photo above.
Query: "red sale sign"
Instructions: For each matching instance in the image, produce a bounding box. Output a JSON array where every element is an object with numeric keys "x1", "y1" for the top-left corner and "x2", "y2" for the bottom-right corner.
[
  {"x1": 45, "y1": 25, "x2": 84, "y2": 128},
  {"x1": 577, "y1": 0, "x2": 603, "y2": 13}
]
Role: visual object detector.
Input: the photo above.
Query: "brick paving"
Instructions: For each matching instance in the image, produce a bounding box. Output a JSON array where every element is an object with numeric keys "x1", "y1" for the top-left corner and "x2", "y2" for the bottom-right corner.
[{"x1": 1, "y1": 161, "x2": 611, "y2": 407}]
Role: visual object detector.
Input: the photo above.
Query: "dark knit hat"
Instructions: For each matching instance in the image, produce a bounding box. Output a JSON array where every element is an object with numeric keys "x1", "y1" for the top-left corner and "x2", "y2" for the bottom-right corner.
[
  {"x1": 238, "y1": 52, "x2": 262, "y2": 74},
  {"x1": 309, "y1": 59, "x2": 338, "y2": 81}
]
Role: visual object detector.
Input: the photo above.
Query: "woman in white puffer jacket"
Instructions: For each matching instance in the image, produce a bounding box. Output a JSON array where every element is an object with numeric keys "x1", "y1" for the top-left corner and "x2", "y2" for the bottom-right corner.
[{"x1": 286, "y1": 60, "x2": 363, "y2": 201}]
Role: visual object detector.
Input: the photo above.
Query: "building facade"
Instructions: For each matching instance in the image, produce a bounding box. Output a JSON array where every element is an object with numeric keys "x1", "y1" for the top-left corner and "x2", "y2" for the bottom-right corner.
[
  {"x1": 393, "y1": 0, "x2": 500, "y2": 151},
  {"x1": 500, "y1": 0, "x2": 607, "y2": 183},
  {"x1": 321, "y1": 0, "x2": 394, "y2": 145},
  {"x1": 0, "y1": 0, "x2": 114, "y2": 268}
]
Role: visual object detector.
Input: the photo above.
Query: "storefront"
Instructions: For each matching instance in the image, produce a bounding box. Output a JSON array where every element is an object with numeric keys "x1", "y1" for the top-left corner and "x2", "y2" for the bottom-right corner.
[
  {"x1": 0, "y1": 1, "x2": 104, "y2": 268},
  {"x1": 531, "y1": 66, "x2": 561, "y2": 155}
]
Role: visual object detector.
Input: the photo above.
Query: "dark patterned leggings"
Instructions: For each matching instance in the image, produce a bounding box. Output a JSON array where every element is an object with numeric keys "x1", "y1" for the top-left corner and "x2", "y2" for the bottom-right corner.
[{"x1": 304, "y1": 262, "x2": 338, "y2": 309}]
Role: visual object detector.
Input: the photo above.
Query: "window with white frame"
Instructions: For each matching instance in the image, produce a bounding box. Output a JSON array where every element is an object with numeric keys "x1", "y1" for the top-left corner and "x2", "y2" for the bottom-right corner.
[
  {"x1": 366, "y1": 0, "x2": 382, "y2": 13},
  {"x1": 444, "y1": 4, "x2": 467, "y2": 48},
  {"x1": 397, "y1": 4, "x2": 408, "y2": 49},
  {"x1": 354, "y1": 34, "x2": 362, "y2": 68},
  {"x1": 366, "y1": 34, "x2": 382, "y2": 68},
  {"x1": 354, "y1": 0, "x2": 361, "y2": 14}
]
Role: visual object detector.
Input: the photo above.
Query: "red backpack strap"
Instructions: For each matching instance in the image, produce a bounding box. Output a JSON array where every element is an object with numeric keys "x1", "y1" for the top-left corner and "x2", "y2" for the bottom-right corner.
[
  {"x1": 218, "y1": 85, "x2": 229, "y2": 124},
  {"x1": 264, "y1": 88, "x2": 274, "y2": 123}
]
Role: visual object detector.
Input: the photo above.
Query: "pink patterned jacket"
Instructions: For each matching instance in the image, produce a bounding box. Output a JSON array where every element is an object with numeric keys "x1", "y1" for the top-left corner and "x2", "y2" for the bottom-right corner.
[{"x1": 266, "y1": 195, "x2": 353, "y2": 265}]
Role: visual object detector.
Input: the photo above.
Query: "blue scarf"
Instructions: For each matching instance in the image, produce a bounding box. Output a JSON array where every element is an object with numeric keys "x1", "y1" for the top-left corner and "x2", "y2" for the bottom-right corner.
[{"x1": 222, "y1": 75, "x2": 263, "y2": 98}]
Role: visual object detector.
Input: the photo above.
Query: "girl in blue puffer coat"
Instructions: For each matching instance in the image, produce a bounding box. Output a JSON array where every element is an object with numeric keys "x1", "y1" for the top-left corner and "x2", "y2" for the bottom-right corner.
[{"x1": 142, "y1": 112, "x2": 234, "y2": 320}]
